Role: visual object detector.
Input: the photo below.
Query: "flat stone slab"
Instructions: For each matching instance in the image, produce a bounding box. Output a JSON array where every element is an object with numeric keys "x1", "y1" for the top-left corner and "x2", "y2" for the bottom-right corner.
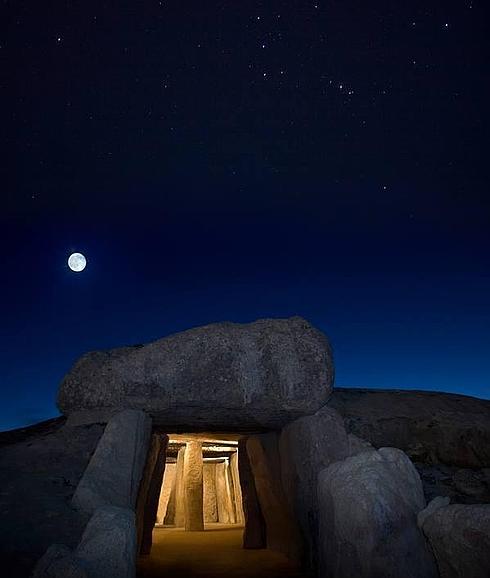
[{"x1": 58, "y1": 317, "x2": 334, "y2": 430}]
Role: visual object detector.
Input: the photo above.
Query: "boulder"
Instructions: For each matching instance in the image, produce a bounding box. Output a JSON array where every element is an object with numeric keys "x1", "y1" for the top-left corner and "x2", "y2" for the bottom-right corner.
[
  {"x1": 417, "y1": 496, "x2": 451, "y2": 528},
  {"x1": 317, "y1": 447, "x2": 438, "y2": 578},
  {"x1": 31, "y1": 544, "x2": 87, "y2": 578},
  {"x1": 58, "y1": 317, "x2": 334, "y2": 430},
  {"x1": 279, "y1": 406, "x2": 372, "y2": 568},
  {"x1": 328, "y1": 388, "x2": 490, "y2": 468},
  {"x1": 75, "y1": 506, "x2": 136, "y2": 578},
  {"x1": 72, "y1": 410, "x2": 152, "y2": 517},
  {"x1": 453, "y1": 468, "x2": 490, "y2": 502},
  {"x1": 421, "y1": 504, "x2": 490, "y2": 578},
  {"x1": 32, "y1": 506, "x2": 137, "y2": 578}
]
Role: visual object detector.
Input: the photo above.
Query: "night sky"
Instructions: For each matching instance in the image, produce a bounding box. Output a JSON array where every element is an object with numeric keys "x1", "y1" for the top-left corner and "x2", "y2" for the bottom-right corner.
[{"x1": 2, "y1": 1, "x2": 489, "y2": 431}]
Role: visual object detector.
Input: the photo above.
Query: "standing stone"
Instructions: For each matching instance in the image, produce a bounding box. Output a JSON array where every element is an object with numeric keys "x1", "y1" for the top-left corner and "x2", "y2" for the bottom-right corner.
[
  {"x1": 183, "y1": 441, "x2": 204, "y2": 531},
  {"x1": 238, "y1": 438, "x2": 266, "y2": 549},
  {"x1": 138, "y1": 435, "x2": 168, "y2": 555},
  {"x1": 279, "y1": 406, "x2": 371, "y2": 568},
  {"x1": 421, "y1": 504, "x2": 490, "y2": 578},
  {"x1": 165, "y1": 447, "x2": 185, "y2": 526},
  {"x1": 203, "y1": 462, "x2": 218, "y2": 523},
  {"x1": 31, "y1": 544, "x2": 87, "y2": 578},
  {"x1": 246, "y1": 433, "x2": 302, "y2": 562},
  {"x1": 71, "y1": 410, "x2": 152, "y2": 518},
  {"x1": 75, "y1": 506, "x2": 136, "y2": 578},
  {"x1": 156, "y1": 463, "x2": 176, "y2": 525},
  {"x1": 318, "y1": 447, "x2": 438, "y2": 578},
  {"x1": 216, "y1": 460, "x2": 235, "y2": 523},
  {"x1": 230, "y1": 451, "x2": 245, "y2": 524}
]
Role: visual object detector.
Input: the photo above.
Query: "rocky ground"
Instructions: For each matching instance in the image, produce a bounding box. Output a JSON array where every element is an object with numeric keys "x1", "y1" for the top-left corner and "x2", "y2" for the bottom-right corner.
[
  {"x1": 0, "y1": 418, "x2": 105, "y2": 576},
  {"x1": 328, "y1": 388, "x2": 490, "y2": 505}
]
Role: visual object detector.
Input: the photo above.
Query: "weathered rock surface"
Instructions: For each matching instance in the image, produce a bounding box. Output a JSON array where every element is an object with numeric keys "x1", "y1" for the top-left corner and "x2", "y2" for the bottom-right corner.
[
  {"x1": 318, "y1": 447, "x2": 438, "y2": 578},
  {"x1": 329, "y1": 388, "x2": 490, "y2": 468},
  {"x1": 164, "y1": 447, "x2": 185, "y2": 526},
  {"x1": 32, "y1": 506, "x2": 137, "y2": 578},
  {"x1": 215, "y1": 460, "x2": 235, "y2": 523},
  {"x1": 58, "y1": 317, "x2": 334, "y2": 430},
  {"x1": 137, "y1": 434, "x2": 168, "y2": 555},
  {"x1": 76, "y1": 506, "x2": 136, "y2": 578},
  {"x1": 247, "y1": 433, "x2": 303, "y2": 562},
  {"x1": 417, "y1": 496, "x2": 451, "y2": 528},
  {"x1": 72, "y1": 410, "x2": 152, "y2": 518},
  {"x1": 156, "y1": 462, "x2": 176, "y2": 524},
  {"x1": 421, "y1": 504, "x2": 490, "y2": 578},
  {"x1": 0, "y1": 419, "x2": 104, "y2": 577},
  {"x1": 183, "y1": 441, "x2": 204, "y2": 531},
  {"x1": 279, "y1": 406, "x2": 372, "y2": 568},
  {"x1": 230, "y1": 451, "x2": 245, "y2": 524},
  {"x1": 203, "y1": 462, "x2": 218, "y2": 522},
  {"x1": 31, "y1": 544, "x2": 87, "y2": 578},
  {"x1": 238, "y1": 438, "x2": 266, "y2": 549},
  {"x1": 415, "y1": 462, "x2": 490, "y2": 505}
]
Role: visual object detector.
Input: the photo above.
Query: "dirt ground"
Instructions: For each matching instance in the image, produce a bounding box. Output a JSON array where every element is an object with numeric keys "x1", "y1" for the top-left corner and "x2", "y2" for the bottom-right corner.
[{"x1": 137, "y1": 524, "x2": 308, "y2": 578}]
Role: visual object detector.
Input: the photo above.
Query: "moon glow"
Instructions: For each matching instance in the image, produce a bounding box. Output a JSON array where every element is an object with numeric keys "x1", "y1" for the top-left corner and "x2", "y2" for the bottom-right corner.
[{"x1": 68, "y1": 252, "x2": 87, "y2": 272}]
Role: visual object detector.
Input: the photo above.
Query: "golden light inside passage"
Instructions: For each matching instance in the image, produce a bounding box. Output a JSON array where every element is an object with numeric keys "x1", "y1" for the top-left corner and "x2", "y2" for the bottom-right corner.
[{"x1": 68, "y1": 252, "x2": 87, "y2": 272}]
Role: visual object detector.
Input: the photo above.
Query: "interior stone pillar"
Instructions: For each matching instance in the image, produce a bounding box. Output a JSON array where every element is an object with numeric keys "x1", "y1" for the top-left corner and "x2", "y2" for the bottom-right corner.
[
  {"x1": 203, "y1": 462, "x2": 218, "y2": 523},
  {"x1": 165, "y1": 446, "x2": 185, "y2": 526},
  {"x1": 156, "y1": 462, "x2": 176, "y2": 525},
  {"x1": 183, "y1": 441, "x2": 204, "y2": 531},
  {"x1": 230, "y1": 451, "x2": 245, "y2": 524},
  {"x1": 216, "y1": 460, "x2": 235, "y2": 523}
]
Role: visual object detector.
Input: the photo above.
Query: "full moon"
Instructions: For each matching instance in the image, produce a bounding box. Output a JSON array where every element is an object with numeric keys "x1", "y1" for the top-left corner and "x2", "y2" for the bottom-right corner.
[{"x1": 68, "y1": 252, "x2": 87, "y2": 272}]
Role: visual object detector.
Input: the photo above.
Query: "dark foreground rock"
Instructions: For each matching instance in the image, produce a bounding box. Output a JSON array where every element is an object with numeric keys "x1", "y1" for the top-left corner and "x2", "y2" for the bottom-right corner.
[
  {"x1": 33, "y1": 506, "x2": 136, "y2": 578},
  {"x1": 279, "y1": 406, "x2": 372, "y2": 568},
  {"x1": 318, "y1": 447, "x2": 438, "y2": 578},
  {"x1": 0, "y1": 419, "x2": 105, "y2": 577},
  {"x1": 329, "y1": 388, "x2": 490, "y2": 468},
  {"x1": 72, "y1": 410, "x2": 152, "y2": 518},
  {"x1": 421, "y1": 504, "x2": 490, "y2": 578},
  {"x1": 57, "y1": 317, "x2": 334, "y2": 430}
]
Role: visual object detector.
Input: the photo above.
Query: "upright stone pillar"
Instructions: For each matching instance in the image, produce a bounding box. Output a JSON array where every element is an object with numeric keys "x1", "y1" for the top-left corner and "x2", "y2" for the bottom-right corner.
[
  {"x1": 203, "y1": 462, "x2": 218, "y2": 523},
  {"x1": 230, "y1": 451, "x2": 245, "y2": 524},
  {"x1": 238, "y1": 438, "x2": 266, "y2": 549},
  {"x1": 246, "y1": 433, "x2": 303, "y2": 561},
  {"x1": 156, "y1": 463, "x2": 176, "y2": 524},
  {"x1": 216, "y1": 460, "x2": 235, "y2": 523},
  {"x1": 138, "y1": 434, "x2": 169, "y2": 555},
  {"x1": 183, "y1": 441, "x2": 204, "y2": 531},
  {"x1": 165, "y1": 447, "x2": 186, "y2": 526},
  {"x1": 72, "y1": 409, "x2": 152, "y2": 518}
]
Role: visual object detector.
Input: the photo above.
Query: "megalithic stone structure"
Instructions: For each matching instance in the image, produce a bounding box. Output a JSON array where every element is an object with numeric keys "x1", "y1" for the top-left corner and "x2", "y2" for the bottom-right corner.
[{"x1": 183, "y1": 441, "x2": 204, "y2": 531}]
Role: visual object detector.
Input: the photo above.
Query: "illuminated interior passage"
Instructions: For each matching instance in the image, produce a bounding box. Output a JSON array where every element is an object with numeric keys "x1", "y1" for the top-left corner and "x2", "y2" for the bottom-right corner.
[{"x1": 155, "y1": 434, "x2": 244, "y2": 530}]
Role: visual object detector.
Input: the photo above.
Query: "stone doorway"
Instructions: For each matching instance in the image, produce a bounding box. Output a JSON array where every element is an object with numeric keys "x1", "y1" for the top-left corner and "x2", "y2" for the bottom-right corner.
[
  {"x1": 137, "y1": 433, "x2": 305, "y2": 578},
  {"x1": 155, "y1": 434, "x2": 244, "y2": 531}
]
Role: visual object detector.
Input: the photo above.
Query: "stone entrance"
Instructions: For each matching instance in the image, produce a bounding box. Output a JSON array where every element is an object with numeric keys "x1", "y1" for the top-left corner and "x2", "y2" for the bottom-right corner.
[{"x1": 28, "y1": 316, "x2": 489, "y2": 578}]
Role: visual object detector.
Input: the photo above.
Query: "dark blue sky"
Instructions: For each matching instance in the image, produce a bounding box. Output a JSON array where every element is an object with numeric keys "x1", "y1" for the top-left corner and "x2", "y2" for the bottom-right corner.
[{"x1": 2, "y1": 1, "x2": 489, "y2": 431}]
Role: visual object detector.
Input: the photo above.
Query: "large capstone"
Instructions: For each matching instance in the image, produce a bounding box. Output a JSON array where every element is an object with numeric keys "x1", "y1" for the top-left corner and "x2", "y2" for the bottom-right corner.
[{"x1": 57, "y1": 317, "x2": 334, "y2": 430}]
